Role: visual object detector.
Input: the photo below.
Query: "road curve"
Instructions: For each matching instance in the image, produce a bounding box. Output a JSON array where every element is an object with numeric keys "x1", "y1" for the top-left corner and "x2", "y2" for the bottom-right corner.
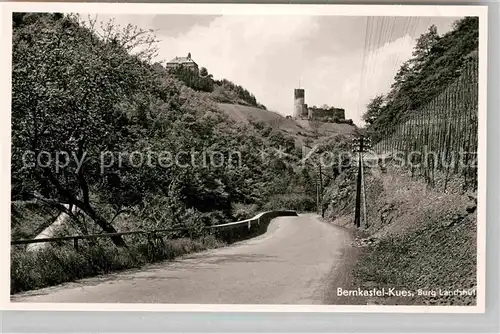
[{"x1": 12, "y1": 214, "x2": 353, "y2": 304}]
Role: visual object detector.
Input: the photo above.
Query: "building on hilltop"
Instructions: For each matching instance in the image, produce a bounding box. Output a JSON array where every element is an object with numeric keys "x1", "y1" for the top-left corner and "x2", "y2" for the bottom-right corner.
[
  {"x1": 293, "y1": 87, "x2": 346, "y2": 122},
  {"x1": 166, "y1": 52, "x2": 199, "y2": 72}
]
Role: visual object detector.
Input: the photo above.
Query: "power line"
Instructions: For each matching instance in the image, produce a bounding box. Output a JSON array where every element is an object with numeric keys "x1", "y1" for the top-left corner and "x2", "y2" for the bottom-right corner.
[
  {"x1": 385, "y1": 17, "x2": 407, "y2": 90},
  {"x1": 362, "y1": 16, "x2": 390, "y2": 118},
  {"x1": 365, "y1": 17, "x2": 381, "y2": 97},
  {"x1": 387, "y1": 16, "x2": 420, "y2": 92},
  {"x1": 360, "y1": 15, "x2": 437, "y2": 112},
  {"x1": 383, "y1": 16, "x2": 398, "y2": 89},
  {"x1": 356, "y1": 16, "x2": 371, "y2": 119},
  {"x1": 360, "y1": 17, "x2": 373, "y2": 103},
  {"x1": 368, "y1": 17, "x2": 388, "y2": 90},
  {"x1": 390, "y1": 17, "x2": 413, "y2": 86},
  {"x1": 359, "y1": 16, "x2": 427, "y2": 119},
  {"x1": 360, "y1": 16, "x2": 382, "y2": 118}
]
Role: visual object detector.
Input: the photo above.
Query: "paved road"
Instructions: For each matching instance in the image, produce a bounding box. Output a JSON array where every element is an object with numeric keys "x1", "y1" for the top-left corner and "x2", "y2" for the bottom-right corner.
[{"x1": 12, "y1": 214, "x2": 353, "y2": 304}]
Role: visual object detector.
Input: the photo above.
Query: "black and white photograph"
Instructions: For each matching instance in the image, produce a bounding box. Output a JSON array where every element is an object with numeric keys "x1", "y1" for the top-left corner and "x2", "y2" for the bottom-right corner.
[{"x1": 1, "y1": 3, "x2": 487, "y2": 312}]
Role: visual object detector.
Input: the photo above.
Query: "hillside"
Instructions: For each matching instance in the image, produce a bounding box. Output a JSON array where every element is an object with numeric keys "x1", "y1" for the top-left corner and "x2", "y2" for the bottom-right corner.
[
  {"x1": 323, "y1": 16, "x2": 479, "y2": 306},
  {"x1": 217, "y1": 103, "x2": 357, "y2": 147},
  {"x1": 218, "y1": 103, "x2": 298, "y2": 128},
  {"x1": 11, "y1": 13, "x2": 357, "y2": 243},
  {"x1": 363, "y1": 18, "x2": 478, "y2": 139},
  {"x1": 325, "y1": 164, "x2": 477, "y2": 306}
]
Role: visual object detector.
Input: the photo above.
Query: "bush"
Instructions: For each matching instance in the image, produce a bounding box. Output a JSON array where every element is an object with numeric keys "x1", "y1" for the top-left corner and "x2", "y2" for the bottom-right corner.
[{"x1": 232, "y1": 203, "x2": 260, "y2": 221}]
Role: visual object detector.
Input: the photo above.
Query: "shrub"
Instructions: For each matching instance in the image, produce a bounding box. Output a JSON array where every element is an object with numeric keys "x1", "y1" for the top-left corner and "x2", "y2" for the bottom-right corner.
[{"x1": 232, "y1": 203, "x2": 260, "y2": 221}]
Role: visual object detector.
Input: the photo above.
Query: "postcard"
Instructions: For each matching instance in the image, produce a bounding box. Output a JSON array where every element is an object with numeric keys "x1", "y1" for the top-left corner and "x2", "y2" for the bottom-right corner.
[{"x1": 0, "y1": 2, "x2": 487, "y2": 313}]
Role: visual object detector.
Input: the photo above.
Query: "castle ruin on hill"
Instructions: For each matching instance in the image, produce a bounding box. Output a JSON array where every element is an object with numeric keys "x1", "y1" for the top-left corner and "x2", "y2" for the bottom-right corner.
[{"x1": 293, "y1": 88, "x2": 346, "y2": 122}]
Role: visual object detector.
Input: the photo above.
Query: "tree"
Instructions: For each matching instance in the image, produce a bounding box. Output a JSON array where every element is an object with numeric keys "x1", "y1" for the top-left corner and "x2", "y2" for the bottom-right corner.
[
  {"x1": 171, "y1": 66, "x2": 214, "y2": 92},
  {"x1": 409, "y1": 24, "x2": 440, "y2": 73},
  {"x1": 12, "y1": 14, "x2": 160, "y2": 246},
  {"x1": 199, "y1": 67, "x2": 209, "y2": 77},
  {"x1": 364, "y1": 17, "x2": 478, "y2": 137},
  {"x1": 362, "y1": 95, "x2": 385, "y2": 125}
]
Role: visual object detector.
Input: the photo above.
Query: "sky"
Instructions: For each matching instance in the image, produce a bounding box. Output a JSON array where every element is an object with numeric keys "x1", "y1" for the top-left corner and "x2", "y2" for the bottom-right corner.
[{"x1": 93, "y1": 14, "x2": 461, "y2": 125}]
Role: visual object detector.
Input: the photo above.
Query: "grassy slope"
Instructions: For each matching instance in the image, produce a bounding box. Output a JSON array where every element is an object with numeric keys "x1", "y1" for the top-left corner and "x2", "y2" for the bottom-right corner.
[
  {"x1": 326, "y1": 165, "x2": 477, "y2": 306},
  {"x1": 217, "y1": 103, "x2": 357, "y2": 147}
]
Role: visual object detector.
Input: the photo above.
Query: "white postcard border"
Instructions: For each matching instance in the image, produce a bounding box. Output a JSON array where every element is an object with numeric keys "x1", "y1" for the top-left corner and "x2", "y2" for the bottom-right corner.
[{"x1": 0, "y1": 2, "x2": 488, "y2": 313}]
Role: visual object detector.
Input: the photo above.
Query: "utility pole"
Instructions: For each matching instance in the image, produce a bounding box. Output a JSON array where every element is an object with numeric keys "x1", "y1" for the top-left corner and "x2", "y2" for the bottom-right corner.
[
  {"x1": 353, "y1": 137, "x2": 363, "y2": 228},
  {"x1": 315, "y1": 163, "x2": 323, "y2": 216},
  {"x1": 319, "y1": 163, "x2": 324, "y2": 217},
  {"x1": 360, "y1": 147, "x2": 368, "y2": 228},
  {"x1": 316, "y1": 175, "x2": 320, "y2": 215},
  {"x1": 352, "y1": 136, "x2": 371, "y2": 228},
  {"x1": 305, "y1": 157, "x2": 330, "y2": 218}
]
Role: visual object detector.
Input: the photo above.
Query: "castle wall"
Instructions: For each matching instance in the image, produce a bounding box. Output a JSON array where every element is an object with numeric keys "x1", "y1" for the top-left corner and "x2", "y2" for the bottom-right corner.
[{"x1": 308, "y1": 107, "x2": 345, "y2": 121}]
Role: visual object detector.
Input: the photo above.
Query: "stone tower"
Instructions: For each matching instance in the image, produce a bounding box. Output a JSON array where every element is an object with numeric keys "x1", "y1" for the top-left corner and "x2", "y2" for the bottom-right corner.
[{"x1": 294, "y1": 88, "x2": 305, "y2": 119}]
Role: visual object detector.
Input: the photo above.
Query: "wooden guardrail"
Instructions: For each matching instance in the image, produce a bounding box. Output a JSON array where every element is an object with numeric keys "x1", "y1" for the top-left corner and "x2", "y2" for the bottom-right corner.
[{"x1": 11, "y1": 210, "x2": 298, "y2": 249}]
